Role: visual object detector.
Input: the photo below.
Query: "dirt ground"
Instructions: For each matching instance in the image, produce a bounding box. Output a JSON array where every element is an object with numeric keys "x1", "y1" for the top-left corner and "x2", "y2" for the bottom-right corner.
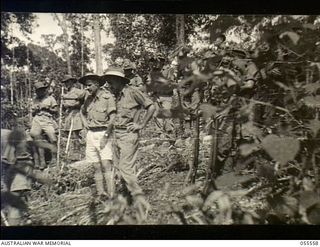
[{"x1": 20, "y1": 121, "x2": 266, "y2": 225}]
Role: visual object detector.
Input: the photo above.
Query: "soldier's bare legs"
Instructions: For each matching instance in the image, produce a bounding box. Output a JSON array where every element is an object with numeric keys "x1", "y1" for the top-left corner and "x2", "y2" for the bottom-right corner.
[{"x1": 92, "y1": 162, "x2": 107, "y2": 197}]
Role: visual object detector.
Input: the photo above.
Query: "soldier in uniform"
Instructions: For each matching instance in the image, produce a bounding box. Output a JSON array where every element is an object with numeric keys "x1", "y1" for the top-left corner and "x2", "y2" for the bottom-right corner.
[
  {"x1": 147, "y1": 56, "x2": 176, "y2": 135},
  {"x1": 79, "y1": 74, "x2": 116, "y2": 198},
  {"x1": 1, "y1": 127, "x2": 55, "y2": 225},
  {"x1": 29, "y1": 81, "x2": 58, "y2": 169},
  {"x1": 61, "y1": 75, "x2": 86, "y2": 160},
  {"x1": 123, "y1": 60, "x2": 144, "y2": 91},
  {"x1": 229, "y1": 49, "x2": 260, "y2": 93},
  {"x1": 101, "y1": 67, "x2": 155, "y2": 216}
]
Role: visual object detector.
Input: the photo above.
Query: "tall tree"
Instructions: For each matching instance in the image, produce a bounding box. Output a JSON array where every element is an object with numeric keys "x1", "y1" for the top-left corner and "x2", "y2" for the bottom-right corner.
[
  {"x1": 67, "y1": 14, "x2": 91, "y2": 77},
  {"x1": 54, "y1": 13, "x2": 72, "y2": 75},
  {"x1": 108, "y1": 14, "x2": 177, "y2": 78},
  {"x1": 1, "y1": 12, "x2": 36, "y2": 63},
  {"x1": 176, "y1": 14, "x2": 185, "y2": 46},
  {"x1": 93, "y1": 15, "x2": 102, "y2": 75}
]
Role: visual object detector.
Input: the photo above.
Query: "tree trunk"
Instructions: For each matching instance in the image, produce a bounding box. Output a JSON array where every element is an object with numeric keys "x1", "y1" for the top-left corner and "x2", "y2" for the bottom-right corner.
[
  {"x1": 176, "y1": 14, "x2": 185, "y2": 46},
  {"x1": 54, "y1": 14, "x2": 72, "y2": 75},
  {"x1": 27, "y1": 45, "x2": 32, "y2": 123},
  {"x1": 203, "y1": 118, "x2": 218, "y2": 195},
  {"x1": 175, "y1": 14, "x2": 185, "y2": 136},
  {"x1": 80, "y1": 16, "x2": 84, "y2": 77},
  {"x1": 184, "y1": 112, "x2": 200, "y2": 185},
  {"x1": 93, "y1": 15, "x2": 102, "y2": 75},
  {"x1": 10, "y1": 46, "x2": 16, "y2": 104}
]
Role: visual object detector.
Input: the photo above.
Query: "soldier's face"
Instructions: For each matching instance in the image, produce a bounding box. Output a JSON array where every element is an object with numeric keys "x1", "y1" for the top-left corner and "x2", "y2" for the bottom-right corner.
[
  {"x1": 36, "y1": 87, "x2": 47, "y2": 97},
  {"x1": 65, "y1": 80, "x2": 73, "y2": 89},
  {"x1": 108, "y1": 77, "x2": 125, "y2": 93},
  {"x1": 85, "y1": 80, "x2": 99, "y2": 95}
]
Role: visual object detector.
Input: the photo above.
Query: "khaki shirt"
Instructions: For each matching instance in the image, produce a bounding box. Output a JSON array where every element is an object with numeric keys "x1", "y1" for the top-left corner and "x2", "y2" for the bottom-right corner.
[
  {"x1": 83, "y1": 88, "x2": 116, "y2": 128},
  {"x1": 114, "y1": 85, "x2": 153, "y2": 127},
  {"x1": 32, "y1": 95, "x2": 58, "y2": 117},
  {"x1": 63, "y1": 87, "x2": 86, "y2": 109}
]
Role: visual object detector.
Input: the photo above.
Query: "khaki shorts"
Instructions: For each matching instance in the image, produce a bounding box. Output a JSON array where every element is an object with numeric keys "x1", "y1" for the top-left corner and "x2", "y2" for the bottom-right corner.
[
  {"x1": 30, "y1": 115, "x2": 57, "y2": 142},
  {"x1": 86, "y1": 130, "x2": 112, "y2": 163}
]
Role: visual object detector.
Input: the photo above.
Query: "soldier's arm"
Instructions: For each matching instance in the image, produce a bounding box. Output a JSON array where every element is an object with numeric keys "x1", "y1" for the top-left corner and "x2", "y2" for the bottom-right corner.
[
  {"x1": 79, "y1": 106, "x2": 89, "y2": 129},
  {"x1": 127, "y1": 90, "x2": 156, "y2": 132},
  {"x1": 105, "y1": 112, "x2": 115, "y2": 136},
  {"x1": 136, "y1": 90, "x2": 156, "y2": 128},
  {"x1": 140, "y1": 104, "x2": 156, "y2": 128}
]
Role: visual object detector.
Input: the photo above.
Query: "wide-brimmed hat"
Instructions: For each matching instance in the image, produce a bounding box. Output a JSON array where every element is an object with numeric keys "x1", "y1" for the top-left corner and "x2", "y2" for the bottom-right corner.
[
  {"x1": 34, "y1": 81, "x2": 49, "y2": 90},
  {"x1": 101, "y1": 67, "x2": 130, "y2": 84},
  {"x1": 124, "y1": 61, "x2": 136, "y2": 70},
  {"x1": 61, "y1": 75, "x2": 77, "y2": 83},
  {"x1": 78, "y1": 74, "x2": 102, "y2": 85}
]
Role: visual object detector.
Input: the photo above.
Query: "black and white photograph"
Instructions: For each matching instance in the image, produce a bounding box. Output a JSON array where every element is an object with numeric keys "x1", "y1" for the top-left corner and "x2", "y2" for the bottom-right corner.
[{"x1": 1, "y1": 12, "x2": 320, "y2": 229}]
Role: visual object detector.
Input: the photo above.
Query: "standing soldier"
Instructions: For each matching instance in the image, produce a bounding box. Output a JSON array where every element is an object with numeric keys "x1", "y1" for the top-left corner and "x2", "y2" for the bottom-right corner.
[
  {"x1": 101, "y1": 67, "x2": 155, "y2": 217},
  {"x1": 30, "y1": 81, "x2": 58, "y2": 169},
  {"x1": 78, "y1": 74, "x2": 116, "y2": 199},
  {"x1": 147, "y1": 56, "x2": 176, "y2": 136},
  {"x1": 61, "y1": 75, "x2": 86, "y2": 160},
  {"x1": 123, "y1": 60, "x2": 144, "y2": 91}
]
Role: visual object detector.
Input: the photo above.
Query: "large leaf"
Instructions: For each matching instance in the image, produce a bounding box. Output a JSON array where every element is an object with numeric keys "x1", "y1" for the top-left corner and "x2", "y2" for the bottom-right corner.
[
  {"x1": 261, "y1": 135, "x2": 300, "y2": 165},
  {"x1": 303, "y1": 96, "x2": 320, "y2": 108},
  {"x1": 306, "y1": 118, "x2": 320, "y2": 137}
]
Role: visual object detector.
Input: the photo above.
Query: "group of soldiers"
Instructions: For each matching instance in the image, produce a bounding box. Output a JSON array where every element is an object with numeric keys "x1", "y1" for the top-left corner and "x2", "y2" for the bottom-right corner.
[
  {"x1": 2, "y1": 62, "x2": 157, "y2": 225},
  {"x1": 2, "y1": 31, "x2": 268, "y2": 225}
]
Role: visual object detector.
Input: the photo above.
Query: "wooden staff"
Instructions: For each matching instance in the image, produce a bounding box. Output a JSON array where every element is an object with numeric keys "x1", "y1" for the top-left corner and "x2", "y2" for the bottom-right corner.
[
  {"x1": 57, "y1": 86, "x2": 64, "y2": 168},
  {"x1": 65, "y1": 116, "x2": 74, "y2": 156}
]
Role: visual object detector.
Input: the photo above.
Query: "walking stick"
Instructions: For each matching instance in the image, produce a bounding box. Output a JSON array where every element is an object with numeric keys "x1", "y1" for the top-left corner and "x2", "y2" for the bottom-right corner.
[
  {"x1": 65, "y1": 116, "x2": 74, "y2": 156},
  {"x1": 57, "y1": 86, "x2": 64, "y2": 168}
]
